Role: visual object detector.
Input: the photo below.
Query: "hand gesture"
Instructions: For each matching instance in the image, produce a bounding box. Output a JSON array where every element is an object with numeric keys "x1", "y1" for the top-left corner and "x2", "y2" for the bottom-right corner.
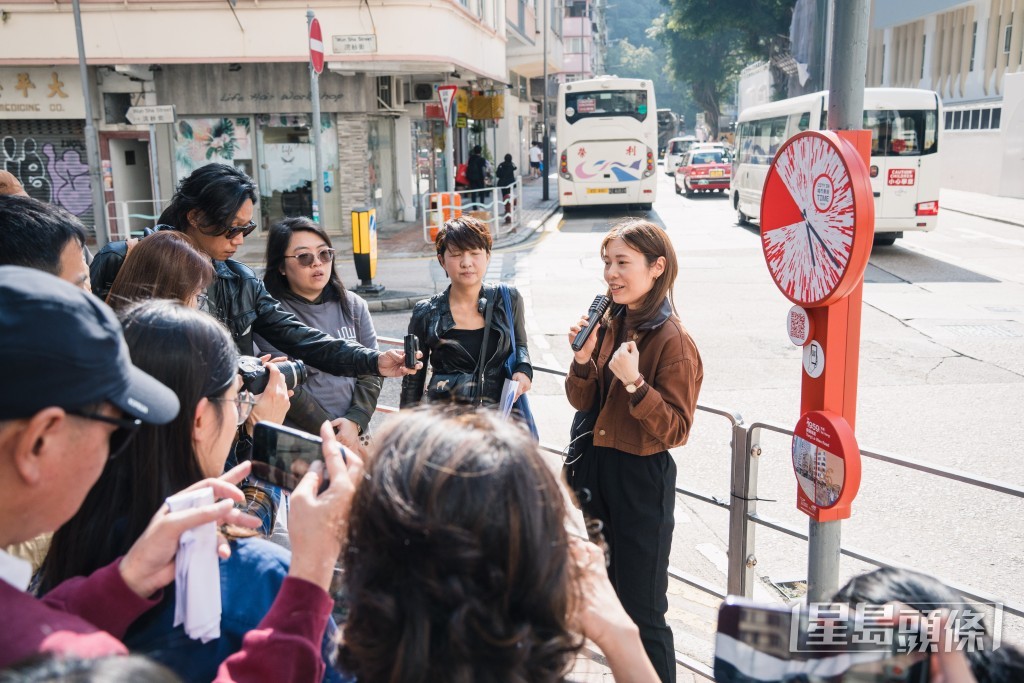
[
  {"x1": 245, "y1": 356, "x2": 291, "y2": 434},
  {"x1": 286, "y1": 421, "x2": 365, "y2": 591},
  {"x1": 331, "y1": 417, "x2": 366, "y2": 458},
  {"x1": 118, "y1": 462, "x2": 260, "y2": 599},
  {"x1": 511, "y1": 372, "x2": 531, "y2": 401},
  {"x1": 567, "y1": 315, "x2": 600, "y2": 365},
  {"x1": 608, "y1": 341, "x2": 640, "y2": 386},
  {"x1": 377, "y1": 349, "x2": 422, "y2": 378}
]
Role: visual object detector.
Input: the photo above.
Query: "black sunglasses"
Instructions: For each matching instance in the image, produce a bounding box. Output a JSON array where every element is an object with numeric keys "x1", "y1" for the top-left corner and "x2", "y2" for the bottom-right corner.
[
  {"x1": 216, "y1": 220, "x2": 258, "y2": 240},
  {"x1": 66, "y1": 410, "x2": 143, "y2": 460}
]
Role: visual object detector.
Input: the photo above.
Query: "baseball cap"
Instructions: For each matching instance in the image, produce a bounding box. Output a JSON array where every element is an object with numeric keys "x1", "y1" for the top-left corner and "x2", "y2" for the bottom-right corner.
[
  {"x1": 0, "y1": 170, "x2": 27, "y2": 197},
  {"x1": 0, "y1": 266, "x2": 179, "y2": 424}
]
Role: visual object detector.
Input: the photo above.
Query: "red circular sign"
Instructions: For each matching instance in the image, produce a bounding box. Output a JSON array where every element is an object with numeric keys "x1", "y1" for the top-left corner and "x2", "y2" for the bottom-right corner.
[
  {"x1": 791, "y1": 410, "x2": 861, "y2": 521},
  {"x1": 309, "y1": 18, "x2": 325, "y2": 74},
  {"x1": 760, "y1": 131, "x2": 874, "y2": 308}
]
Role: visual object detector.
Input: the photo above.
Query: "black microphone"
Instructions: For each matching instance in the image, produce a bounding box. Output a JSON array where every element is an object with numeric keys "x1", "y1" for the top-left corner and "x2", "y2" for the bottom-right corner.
[{"x1": 571, "y1": 295, "x2": 610, "y2": 352}]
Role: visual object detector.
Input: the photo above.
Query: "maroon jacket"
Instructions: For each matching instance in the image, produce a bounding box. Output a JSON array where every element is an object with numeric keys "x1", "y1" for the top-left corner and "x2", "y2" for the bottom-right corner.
[{"x1": 0, "y1": 559, "x2": 332, "y2": 683}]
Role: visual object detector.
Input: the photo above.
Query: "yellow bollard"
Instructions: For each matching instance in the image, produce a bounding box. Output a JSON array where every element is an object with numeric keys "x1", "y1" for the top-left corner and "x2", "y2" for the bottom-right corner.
[{"x1": 351, "y1": 207, "x2": 384, "y2": 295}]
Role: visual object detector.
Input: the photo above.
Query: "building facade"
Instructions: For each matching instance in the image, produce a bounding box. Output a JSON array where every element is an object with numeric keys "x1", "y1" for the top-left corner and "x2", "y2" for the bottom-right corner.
[
  {"x1": 0, "y1": 0, "x2": 509, "y2": 239},
  {"x1": 867, "y1": 0, "x2": 1024, "y2": 197}
]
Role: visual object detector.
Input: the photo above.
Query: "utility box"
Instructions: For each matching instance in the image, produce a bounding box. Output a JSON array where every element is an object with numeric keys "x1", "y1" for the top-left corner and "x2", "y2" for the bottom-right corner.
[{"x1": 351, "y1": 207, "x2": 384, "y2": 295}]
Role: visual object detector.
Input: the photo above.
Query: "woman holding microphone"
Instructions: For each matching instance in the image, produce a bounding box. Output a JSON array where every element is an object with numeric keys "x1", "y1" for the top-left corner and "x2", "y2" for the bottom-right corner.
[{"x1": 565, "y1": 218, "x2": 703, "y2": 683}]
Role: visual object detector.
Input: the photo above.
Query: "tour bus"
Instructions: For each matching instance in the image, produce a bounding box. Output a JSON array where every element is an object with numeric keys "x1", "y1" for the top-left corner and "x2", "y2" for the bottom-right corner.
[
  {"x1": 733, "y1": 88, "x2": 941, "y2": 245},
  {"x1": 556, "y1": 76, "x2": 658, "y2": 210}
]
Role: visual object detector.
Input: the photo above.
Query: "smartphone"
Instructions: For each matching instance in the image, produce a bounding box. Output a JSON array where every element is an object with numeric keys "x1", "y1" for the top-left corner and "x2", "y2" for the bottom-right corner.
[
  {"x1": 714, "y1": 596, "x2": 929, "y2": 683},
  {"x1": 251, "y1": 422, "x2": 323, "y2": 492},
  {"x1": 404, "y1": 334, "x2": 419, "y2": 369}
]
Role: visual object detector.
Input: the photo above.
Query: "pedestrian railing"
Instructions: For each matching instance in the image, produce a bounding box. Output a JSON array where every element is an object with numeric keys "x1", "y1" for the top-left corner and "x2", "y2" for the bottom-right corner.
[
  {"x1": 419, "y1": 179, "x2": 523, "y2": 244},
  {"x1": 371, "y1": 344, "x2": 1024, "y2": 679},
  {"x1": 105, "y1": 199, "x2": 171, "y2": 242}
]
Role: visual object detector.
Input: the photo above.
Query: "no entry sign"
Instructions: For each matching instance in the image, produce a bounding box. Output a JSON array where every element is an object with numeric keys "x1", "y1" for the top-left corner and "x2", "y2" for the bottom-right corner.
[{"x1": 309, "y1": 18, "x2": 325, "y2": 74}]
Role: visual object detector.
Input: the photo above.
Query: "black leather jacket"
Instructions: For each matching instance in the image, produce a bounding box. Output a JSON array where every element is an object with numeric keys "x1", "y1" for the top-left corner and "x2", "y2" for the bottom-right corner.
[
  {"x1": 90, "y1": 238, "x2": 381, "y2": 377},
  {"x1": 401, "y1": 283, "x2": 532, "y2": 407}
]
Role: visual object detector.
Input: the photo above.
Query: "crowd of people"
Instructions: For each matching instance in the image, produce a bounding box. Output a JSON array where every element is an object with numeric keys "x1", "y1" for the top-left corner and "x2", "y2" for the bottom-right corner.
[{"x1": 0, "y1": 163, "x2": 1009, "y2": 683}]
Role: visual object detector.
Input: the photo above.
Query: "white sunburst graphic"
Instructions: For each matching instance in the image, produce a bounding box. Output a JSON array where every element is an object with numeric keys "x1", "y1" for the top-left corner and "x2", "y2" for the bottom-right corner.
[{"x1": 762, "y1": 136, "x2": 856, "y2": 306}]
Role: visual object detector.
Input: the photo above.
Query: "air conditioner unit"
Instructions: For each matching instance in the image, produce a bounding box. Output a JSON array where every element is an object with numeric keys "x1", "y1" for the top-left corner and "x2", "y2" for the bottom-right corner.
[
  {"x1": 376, "y1": 76, "x2": 404, "y2": 111},
  {"x1": 409, "y1": 82, "x2": 440, "y2": 103}
]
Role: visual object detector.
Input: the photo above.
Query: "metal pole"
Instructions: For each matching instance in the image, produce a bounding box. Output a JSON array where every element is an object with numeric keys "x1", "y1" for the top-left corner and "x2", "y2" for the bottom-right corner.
[
  {"x1": 446, "y1": 107, "x2": 455, "y2": 195},
  {"x1": 806, "y1": 0, "x2": 869, "y2": 605},
  {"x1": 307, "y1": 10, "x2": 324, "y2": 224},
  {"x1": 148, "y1": 124, "x2": 162, "y2": 208},
  {"x1": 541, "y1": 0, "x2": 550, "y2": 201},
  {"x1": 71, "y1": 0, "x2": 110, "y2": 246}
]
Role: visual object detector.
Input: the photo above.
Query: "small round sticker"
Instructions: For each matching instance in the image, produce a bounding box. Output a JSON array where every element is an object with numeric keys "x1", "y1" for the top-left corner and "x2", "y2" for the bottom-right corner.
[
  {"x1": 787, "y1": 305, "x2": 812, "y2": 346},
  {"x1": 565, "y1": 107, "x2": 575, "y2": 117},
  {"x1": 802, "y1": 340, "x2": 825, "y2": 378},
  {"x1": 812, "y1": 173, "x2": 834, "y2": 212}
]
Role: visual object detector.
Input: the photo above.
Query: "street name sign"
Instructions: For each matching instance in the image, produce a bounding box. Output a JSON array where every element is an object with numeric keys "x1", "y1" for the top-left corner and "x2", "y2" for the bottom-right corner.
[{"x1": 126, "y1": 105, "x2": 175, "y2": 125}]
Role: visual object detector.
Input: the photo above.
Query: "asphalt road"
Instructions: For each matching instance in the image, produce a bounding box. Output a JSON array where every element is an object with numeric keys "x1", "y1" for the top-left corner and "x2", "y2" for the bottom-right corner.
[{"x1": 363, "y1": 169, "x2": 1024, "y2": 672}]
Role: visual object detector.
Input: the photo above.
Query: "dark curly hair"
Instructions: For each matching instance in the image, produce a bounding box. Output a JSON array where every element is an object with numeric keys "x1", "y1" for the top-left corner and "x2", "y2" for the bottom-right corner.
[
  {"x1": 157, "y1": 163, "x2": 257, "y2": 235},
  {"x1": 337, "y1": 406, "x2": 582, "y2": 683}
]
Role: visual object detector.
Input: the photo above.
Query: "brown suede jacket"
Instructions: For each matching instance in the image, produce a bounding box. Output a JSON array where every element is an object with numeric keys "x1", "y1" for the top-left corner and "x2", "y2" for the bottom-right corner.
[{"x1": 566, "y1": 300, "x2": 703, "y2": 456}]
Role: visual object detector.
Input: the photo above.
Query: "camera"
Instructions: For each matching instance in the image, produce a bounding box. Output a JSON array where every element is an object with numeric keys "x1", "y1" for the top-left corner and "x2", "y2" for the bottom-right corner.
[{"x1": 238, "y1": 355, "x2": 307, "y2": 394}]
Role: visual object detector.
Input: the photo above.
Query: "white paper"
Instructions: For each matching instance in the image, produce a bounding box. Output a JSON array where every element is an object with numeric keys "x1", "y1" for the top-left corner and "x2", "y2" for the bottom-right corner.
[
  {"x1": 165, "y1": 486, "x2": 222, "y2": 643},
  {"x1": 499, "y1": 379, "x2": 519, "y2": 419}
]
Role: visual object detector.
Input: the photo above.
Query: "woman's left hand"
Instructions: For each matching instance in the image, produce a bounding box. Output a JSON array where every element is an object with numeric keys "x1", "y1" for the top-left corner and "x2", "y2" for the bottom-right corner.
[
  {"x1": 330, "y1": 417, "x2": 365, "y2": 457},
  {"x1": 511, "y1": 372, "x2": 532, "y2": 401},
  {"x1": 608, "y1": 341, "x2": 641, "y2": 387}
]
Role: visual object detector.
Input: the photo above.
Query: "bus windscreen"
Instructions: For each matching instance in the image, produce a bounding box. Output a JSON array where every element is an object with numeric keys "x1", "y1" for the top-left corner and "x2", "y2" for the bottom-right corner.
[{"x1": 564, "y1": 89, "x2": 649, "y2": 124}]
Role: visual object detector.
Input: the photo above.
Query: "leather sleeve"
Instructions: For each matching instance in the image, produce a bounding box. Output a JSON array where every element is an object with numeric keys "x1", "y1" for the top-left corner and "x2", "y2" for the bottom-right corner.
[
  {"x1": 510, "y1": 287, "x2": 533, "y2": 380},
  {"x1": 250, "y1": 279, "x2": 380, "y2": 377},
  {"x1": 88, "y1": 241, "x2": 129, "y2": 300},
  {"x1": 400, "y1": 300, "x2": 431, "y2": 408}
]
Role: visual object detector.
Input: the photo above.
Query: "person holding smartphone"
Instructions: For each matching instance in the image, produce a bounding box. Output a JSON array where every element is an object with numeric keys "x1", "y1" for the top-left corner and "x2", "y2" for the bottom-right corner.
[
  {"x1": 37, "y1": 300, "x2": 346, "y2": 683},
  {"x1": 565, "y1": 218, "x2": 704, "y2": 683}
]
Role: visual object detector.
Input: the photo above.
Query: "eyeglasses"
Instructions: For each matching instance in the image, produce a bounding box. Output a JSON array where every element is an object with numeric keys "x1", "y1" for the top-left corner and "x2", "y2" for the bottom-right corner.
[
  {"x1": 212, "y1": 390, "x2": 258, "y2": 426},
  {"x1": 216, "y1": 221, "x2": 257, "y2": 240},
  {"x1": 284, "y1": 248, "x2": 336, "y2": 268},
  {"x1": 66, "y1": 410, "x2": 143, "y2": 460}
]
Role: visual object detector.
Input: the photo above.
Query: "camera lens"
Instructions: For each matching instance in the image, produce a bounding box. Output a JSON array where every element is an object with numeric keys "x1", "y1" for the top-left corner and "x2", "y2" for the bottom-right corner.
[{"x1": 279, "y1": 360, "x2": 307, "y2": 390}]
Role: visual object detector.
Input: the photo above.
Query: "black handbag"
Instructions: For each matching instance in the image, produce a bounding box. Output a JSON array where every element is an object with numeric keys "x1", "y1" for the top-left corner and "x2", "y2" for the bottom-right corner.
[{"x1": 563, "y1": 330, "x2": 606, "y2": 506}]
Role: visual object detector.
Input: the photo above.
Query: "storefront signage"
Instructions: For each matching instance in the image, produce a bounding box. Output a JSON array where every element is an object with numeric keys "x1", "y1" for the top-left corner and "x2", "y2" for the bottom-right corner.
[
  {"x1": 332, "y1": 34, "x2": 377, "y2": 54},
  {"x1": 0, "y1": 67, "x2": 84, "y2": 119},
  {"x1": 156, "y1": 63, "x2": 358, "y2": 115}
]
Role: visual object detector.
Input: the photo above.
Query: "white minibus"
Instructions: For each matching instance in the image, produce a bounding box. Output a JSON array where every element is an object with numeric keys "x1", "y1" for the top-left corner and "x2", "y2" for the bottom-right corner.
[
  {"x1": 733, "y1": 88, "x2": 941, "y2": 244},
  {"x1": 556, "y1": 76, "x2": 658, "y2": 210}
]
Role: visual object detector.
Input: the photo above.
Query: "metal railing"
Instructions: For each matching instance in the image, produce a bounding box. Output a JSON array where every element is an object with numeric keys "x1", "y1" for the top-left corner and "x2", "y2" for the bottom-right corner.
[
  {"x1": 105, "y1": 199, "x2": 171, "y2": 242},
  {"x1": 420, "y1": 180, "x2": 523, "y2": 243},
  {"x1": 372, "y1": 343, "x2": 1024, "y2": 679}
]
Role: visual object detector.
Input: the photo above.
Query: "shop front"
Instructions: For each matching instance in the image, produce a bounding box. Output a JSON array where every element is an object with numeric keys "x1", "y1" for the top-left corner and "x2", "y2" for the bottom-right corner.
[{"x1": 0, "y1": 67, "x2": 95, "y2": 235}]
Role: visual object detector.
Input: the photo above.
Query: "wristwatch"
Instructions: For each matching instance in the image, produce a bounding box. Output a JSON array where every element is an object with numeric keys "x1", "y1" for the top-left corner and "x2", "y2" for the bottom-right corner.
[{"x1": 624, "y1": 374, "x2": 645, "y2": 394}]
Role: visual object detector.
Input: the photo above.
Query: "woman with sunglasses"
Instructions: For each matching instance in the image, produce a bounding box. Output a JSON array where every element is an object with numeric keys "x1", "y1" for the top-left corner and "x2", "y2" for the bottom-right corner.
[
  {"x1": 256, "y1": 217, "x2": 381, "y2": 452},
  {"x1": 90, "y1": 163, "x2": 417, "y2": 382},
  {"x1": 37, "y1": 300, "x2": 345, "y2": 683}
]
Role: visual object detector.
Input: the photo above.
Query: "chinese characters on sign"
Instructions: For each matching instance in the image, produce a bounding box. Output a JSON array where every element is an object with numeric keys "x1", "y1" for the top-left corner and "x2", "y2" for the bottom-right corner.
[
  {"x1": 0, "y1": 67, "x2": 84, "y2": 118},
  {"x1": 887, "y1": 168, "x2": 916, "y2": 186}
]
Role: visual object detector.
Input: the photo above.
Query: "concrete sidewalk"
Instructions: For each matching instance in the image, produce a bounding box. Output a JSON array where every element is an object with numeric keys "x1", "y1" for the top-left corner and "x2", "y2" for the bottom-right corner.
[
  {"x1": 233, "y1": 175, "x2": 559, "y2": 312},
  {"x1": 940, "y1": 188, "x2": 1024, "y2": 228}
]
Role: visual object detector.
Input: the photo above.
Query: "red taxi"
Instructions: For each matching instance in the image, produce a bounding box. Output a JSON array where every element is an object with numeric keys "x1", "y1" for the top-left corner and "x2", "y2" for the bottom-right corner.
[{"x1": 674, "y1": 149, "x2": 731, "y2": 197}]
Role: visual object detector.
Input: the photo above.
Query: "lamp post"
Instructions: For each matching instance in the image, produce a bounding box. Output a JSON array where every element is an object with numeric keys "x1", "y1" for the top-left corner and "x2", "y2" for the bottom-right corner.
[
  {"x1": 71, "y1": 0, "x2": 110, "y2": 246},
  {"x1": 541, "y1": 0, "x2": 550, "y2": 201}
]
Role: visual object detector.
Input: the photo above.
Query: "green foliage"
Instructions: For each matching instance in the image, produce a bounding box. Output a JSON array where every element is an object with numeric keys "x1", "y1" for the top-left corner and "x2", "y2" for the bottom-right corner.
[{"x1": 657, "y1": 0, "x2": 796, "y2": 136}]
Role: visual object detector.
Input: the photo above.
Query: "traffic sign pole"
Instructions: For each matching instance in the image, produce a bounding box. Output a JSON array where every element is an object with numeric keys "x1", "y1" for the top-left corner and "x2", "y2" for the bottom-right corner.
[
  {"x1": 307, "y1": 11, "x2": 324, "y2": 224},
  {"x1": 806, "y1": 0, "x2": 872, "y2": 604}
]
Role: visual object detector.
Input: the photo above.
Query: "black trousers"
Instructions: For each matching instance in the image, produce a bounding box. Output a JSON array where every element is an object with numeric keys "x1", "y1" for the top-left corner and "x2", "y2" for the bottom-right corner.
[{"x1": 582, "y1": 446, "x2": 677, "y2": 683}]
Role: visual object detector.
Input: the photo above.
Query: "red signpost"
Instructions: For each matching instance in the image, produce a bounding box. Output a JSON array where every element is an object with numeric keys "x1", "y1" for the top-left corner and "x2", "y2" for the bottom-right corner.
[
  {"x1": 760, "y1": 129, "x2": 874, "y2": 523},
  {"x1": 309, "y1": 18, "x2": 324, "y2": 74}
]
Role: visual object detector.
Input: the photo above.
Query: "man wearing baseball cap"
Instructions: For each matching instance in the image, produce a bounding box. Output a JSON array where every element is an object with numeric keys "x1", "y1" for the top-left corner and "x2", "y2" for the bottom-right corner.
[
  {"x1": 0, "y1": 265, "x2": 232, "y2": 665},
  {"x1": 0, "y1": 267, "x2": 372, "y2": 683}
]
